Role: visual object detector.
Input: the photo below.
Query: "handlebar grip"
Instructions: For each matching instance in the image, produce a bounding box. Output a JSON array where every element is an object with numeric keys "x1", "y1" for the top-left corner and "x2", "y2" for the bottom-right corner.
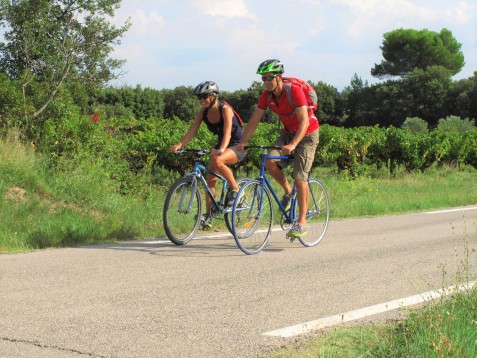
[{"x1": 175, "y1": 148, "x2": 208, "y2": 155}]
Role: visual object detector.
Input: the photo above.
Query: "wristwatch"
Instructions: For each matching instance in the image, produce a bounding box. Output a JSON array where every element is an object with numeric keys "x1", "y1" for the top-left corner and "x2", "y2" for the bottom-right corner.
[{"x1": 217, "y1": 148, "x2": 224, "y2": 155}]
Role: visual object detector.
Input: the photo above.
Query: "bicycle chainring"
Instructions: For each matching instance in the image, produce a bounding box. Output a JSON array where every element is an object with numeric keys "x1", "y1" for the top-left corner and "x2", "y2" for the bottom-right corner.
[
  {"x1": 210, "y1": 205, "x2": 221, "y2": 219},
  {"x1": 280, "y1": 214, "x2": 293, "y2": 231}
]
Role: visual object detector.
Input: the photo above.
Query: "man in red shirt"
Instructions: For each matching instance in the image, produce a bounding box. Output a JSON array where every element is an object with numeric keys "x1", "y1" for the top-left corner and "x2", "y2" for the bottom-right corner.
[{"x1": 237, "y1": 59, "x2": 320, "y2": 238}]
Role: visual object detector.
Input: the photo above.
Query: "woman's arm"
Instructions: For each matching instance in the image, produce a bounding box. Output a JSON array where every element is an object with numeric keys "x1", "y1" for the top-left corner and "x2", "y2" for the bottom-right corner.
[
  {"x1": 212, "y1": 105, "x2": 233, "y2": 156},
  {"x1": 170, "y1": 110, "x2": 203, "y2": 152}
]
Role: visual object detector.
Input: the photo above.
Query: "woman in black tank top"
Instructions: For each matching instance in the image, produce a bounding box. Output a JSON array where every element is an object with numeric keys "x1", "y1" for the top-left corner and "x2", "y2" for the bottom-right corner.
[{"x1": 170, "y1": 81, "x2": 244, "y2": 225}]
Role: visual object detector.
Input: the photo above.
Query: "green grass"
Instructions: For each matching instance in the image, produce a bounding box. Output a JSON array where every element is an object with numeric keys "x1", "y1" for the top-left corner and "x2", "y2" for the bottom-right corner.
[
  {"x1": 310, "y1": 165, "x2": 477, "y2": 219},
  {"x1": 0, "y1": 133, "x2": 164, "y2": 252}
]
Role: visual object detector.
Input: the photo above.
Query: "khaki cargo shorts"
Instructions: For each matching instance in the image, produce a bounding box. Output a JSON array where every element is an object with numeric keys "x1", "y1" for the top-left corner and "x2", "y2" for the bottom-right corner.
[{"x1": 268, "y1": 128, "x2": 319, "y2": 181}]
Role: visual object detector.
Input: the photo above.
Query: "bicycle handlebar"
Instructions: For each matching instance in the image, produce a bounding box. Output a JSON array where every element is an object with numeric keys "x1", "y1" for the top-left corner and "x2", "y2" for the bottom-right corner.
[
  {"x1": 175, "y1": 148, "x2": 209, "y2": 156},
  {"x1": 244, "y1": 145, "x2": 294, "y2": 159},
  {"x1": 244, "y1": 145, "x2": 281, "y2": 151}
]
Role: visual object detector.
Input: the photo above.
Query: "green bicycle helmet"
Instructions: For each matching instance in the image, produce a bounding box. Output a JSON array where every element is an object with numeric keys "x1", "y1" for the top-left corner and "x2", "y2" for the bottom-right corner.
[{"x1": 256, "y1": 59, "x2": 284, "y2": 74}]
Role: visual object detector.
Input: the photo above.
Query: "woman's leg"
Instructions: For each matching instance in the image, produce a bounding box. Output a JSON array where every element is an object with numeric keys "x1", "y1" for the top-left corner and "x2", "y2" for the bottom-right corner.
[{"x1": 210, "y1": 149, "x2": 239, "y2": 190}]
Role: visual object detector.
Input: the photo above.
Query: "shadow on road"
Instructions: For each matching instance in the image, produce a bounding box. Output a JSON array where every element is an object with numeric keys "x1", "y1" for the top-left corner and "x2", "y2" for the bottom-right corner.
[{"x1": 80, "y1": 235, "x2": 292, "y2": 257}]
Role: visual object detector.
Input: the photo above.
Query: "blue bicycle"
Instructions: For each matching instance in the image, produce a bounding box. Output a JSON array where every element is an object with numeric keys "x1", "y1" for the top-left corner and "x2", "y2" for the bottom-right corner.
[
  {"x1": 163, "y1": 149, "x2": 249, "y2": 245},
  {"x1": 231, "y1": 146, "x2": 330, "y2": 255}
]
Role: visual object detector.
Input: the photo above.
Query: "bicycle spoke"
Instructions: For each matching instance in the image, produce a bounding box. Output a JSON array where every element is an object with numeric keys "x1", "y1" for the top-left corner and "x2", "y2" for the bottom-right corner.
[
  {"x1": 297, "y1": 178, "x2": 330, "y2": 247},
  {"x1": 232, "y1": 180, "x2": 273, "y2": 255},
  {"x1": 163, "y1": 178, "x2": 201, "y2": 245}
]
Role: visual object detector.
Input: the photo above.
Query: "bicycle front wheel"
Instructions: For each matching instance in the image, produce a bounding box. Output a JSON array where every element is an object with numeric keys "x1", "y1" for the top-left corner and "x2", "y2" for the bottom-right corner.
[
  {"x1": 163, "y1": 178, "x2": 202, "y2": 245},
  {"x1": 231, "y1": 180, "x2": 273, "y2": 255},
  {"x1": 298, "y1": 178, "x2": 330, "y2": 247},
  {"x1": 224, "y1": 177, "x2": 251, "y2": 235}
]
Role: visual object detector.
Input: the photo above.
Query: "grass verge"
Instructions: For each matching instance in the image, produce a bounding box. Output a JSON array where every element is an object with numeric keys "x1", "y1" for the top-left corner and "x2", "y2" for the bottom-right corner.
[
  {"x1": 1, "y1": 134, "x2": 476, "y2": 252},
  {"x1": 266, "y1": 285, "x2": 477, "y2": 357}
]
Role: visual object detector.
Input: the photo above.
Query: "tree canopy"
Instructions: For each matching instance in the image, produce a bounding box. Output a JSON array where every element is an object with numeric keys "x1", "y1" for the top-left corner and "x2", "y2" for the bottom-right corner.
[
  {"x1": 371, "y1": 28, "x2": 465, "y2": 78},
  {"x1": 0, "y1": 0, "x2": 130, "y2": 119}
]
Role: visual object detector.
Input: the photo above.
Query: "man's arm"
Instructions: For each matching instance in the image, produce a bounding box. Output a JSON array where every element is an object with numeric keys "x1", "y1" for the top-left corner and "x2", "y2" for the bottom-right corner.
[{"x1": 237, "y1": 107, "x2": 265, "y2": 150}]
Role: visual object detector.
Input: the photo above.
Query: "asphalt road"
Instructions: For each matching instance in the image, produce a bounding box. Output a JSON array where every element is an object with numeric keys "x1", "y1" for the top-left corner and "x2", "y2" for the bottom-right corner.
[{"x1": 1, "y1": 206, "x2": 476, "y2": 357}]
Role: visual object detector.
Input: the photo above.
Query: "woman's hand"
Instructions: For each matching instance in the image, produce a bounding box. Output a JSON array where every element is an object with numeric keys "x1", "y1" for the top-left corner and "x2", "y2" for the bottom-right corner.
[
  {"x1": 211, "y1": 148, "x2": 224, "y2": 156},
  {"x1": 170, "y1": 143, "x2": 182, "y2": 153}
]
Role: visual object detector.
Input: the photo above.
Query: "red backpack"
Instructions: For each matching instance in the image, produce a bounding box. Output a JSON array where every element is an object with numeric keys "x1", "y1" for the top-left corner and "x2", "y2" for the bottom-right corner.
[{"x1": 268, "y1": 77, "x2": 318, "y2": 112}]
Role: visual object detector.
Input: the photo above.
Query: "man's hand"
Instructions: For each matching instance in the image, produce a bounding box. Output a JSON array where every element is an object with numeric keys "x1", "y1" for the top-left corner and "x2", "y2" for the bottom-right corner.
[
  {"x1": 281, "y1": 143, "x2": 296, "y2": 155},
  {"x1": 236, "y1": 143, "x2": 246, "y2": 152}
]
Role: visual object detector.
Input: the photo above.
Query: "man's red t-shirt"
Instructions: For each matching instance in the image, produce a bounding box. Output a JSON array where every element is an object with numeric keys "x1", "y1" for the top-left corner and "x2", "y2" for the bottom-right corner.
[{"x1": 257, "y1": 84, "x2": 319, "y2": 134}]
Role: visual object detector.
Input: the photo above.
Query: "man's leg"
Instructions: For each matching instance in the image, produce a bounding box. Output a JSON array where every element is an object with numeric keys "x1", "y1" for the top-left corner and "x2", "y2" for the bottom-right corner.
[
  {"x1": 288, "y1": 130, "x2": 319, "y2": 236},
  {"x1": 295, "y1": 178, "x2": 308, "y2": 225},
  {"x1": 265, "y1": 159, "x2": 293, "y2": 195}
]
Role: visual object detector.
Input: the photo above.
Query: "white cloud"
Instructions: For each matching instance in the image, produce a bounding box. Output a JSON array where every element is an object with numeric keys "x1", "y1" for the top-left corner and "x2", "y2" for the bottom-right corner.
[
  {"x1": 443, "y1": 1, "x2": 477, "y2": 24},
  {"x1": 195, "y1": 0, "x2": 256, "y2": 20},
  {"x1": 130, "y1": 9, "x2": 165, "y2": 37},
  {"x1": 332, "y1": 0, "x2": 438, "y2": 38}
]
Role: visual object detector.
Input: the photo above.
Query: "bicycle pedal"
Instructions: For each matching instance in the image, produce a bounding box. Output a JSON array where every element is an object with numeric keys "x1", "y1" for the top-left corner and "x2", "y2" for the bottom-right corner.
[{"x1": 287, "y1": 234, "x2": 296, "y2": 243}]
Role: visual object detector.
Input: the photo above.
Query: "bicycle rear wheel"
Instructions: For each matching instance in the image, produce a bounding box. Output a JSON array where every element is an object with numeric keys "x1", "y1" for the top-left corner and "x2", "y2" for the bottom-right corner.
[
  {"x1": 163, "y1": 177, "x2": 202, "y2": 245},
  {"x1": 231, "y1": 180, "x2": 273, "y2": 255},
  {"x1": 298, "y1": 178, "x2": 330, "y2": 247}
]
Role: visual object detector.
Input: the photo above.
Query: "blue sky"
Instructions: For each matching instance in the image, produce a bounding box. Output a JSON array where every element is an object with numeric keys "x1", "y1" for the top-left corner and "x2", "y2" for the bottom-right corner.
[{"x1": 110, "y1": 0, "x2": 477, "y2": 92}]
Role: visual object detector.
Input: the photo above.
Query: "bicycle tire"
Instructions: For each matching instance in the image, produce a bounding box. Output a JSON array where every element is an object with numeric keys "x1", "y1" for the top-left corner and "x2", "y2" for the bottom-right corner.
[
  {"x1": 297, "y1": 178, "x2": 330, "y2": 247},
  {"x1": 224, "y1": 177, "x2": 251, "y2": 234},
  {"x1": 231, "y1": 179, "x2": 273, "y2": 255},
  {"x1": 163, "y1": 177, "x2": 202, "y2": 245}
]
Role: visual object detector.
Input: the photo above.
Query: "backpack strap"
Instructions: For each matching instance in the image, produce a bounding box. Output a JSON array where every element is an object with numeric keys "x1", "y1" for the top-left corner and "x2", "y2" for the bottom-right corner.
[
  {"x1": 266, "y1": 83, "x2": 295, "y2": 109},
  {"x1": 221, "y1": 100, "x2": 243, "y2": 127},
  {"x1": 283, "y1": 83, "x2": 294, "y2": 108}
]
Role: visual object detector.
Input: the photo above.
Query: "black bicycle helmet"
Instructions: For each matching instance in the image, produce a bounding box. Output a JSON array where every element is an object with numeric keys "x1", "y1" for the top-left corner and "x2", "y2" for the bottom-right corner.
[
  {"x1": 256, "y1": 59, "x2": 285, "y2": 74},
  {"x1": 193, "y1": 81, "x2": 220, "y2": 96}
]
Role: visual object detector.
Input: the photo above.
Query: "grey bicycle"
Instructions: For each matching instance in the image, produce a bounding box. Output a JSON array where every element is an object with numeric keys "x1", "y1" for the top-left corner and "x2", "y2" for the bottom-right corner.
[{"x1": 163, "y1": 148, "x2": 249, "y2": 245}]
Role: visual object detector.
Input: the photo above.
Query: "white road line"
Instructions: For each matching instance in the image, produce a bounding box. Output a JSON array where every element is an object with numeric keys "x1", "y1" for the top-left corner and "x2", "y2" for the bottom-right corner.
[
  {"x1": 424, "y1": 206, "x2": 477, "y2": 214},
  {"x1": 263, "y1": 280, "x2": 477, "y2": 338}
]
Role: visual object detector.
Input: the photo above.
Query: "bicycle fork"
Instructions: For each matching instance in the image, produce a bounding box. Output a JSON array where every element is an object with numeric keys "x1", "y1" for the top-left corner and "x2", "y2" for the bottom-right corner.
[{"x1": 178, "y1": 177, "x2": 199, "y2": 214}]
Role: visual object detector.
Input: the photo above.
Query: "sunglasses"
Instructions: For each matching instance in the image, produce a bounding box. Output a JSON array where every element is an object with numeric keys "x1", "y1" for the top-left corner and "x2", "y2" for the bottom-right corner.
[
  {"x1": 196, "y1": 93, "x2": 210, "y2": 100},
  {"x1": 261, "y1": 74, "x2": 278, "y2": 82}
]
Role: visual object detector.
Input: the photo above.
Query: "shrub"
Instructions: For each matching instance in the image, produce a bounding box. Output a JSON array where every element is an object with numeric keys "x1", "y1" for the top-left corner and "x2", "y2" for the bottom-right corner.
[
  {"x1": 436, "y1": 115, "x2": 476, "y2": 133},
  {"x1": 402, "y1": 117, "x2": 429, "y2": 133}
]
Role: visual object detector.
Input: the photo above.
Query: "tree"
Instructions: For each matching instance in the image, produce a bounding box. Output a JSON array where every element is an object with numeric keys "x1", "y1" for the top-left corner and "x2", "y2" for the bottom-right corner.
[
  {"x1": 341, "y1": 74, "x2": 381, "y2": 127},
  {"x1": 445, "y1": 72, "x2": 477, "y2": 121},
  {"x1": 0, "y1": 0, "x2": 131, "y2": 120},
  {"x1": 162, "y1": 86, "x2": 198, "y2": 121},
  {"x1": 311, "y1": 81, "x2": 343, "y2": 125},
  {"x1": 222, "y1": 81, "x2": 264, "y2": 123},
  {"x1": 371, "y1": 28, "x2": 464, "y2": 78},
  {"x1": 400, "y1": 66, "x2": 452, "y2": 127}
]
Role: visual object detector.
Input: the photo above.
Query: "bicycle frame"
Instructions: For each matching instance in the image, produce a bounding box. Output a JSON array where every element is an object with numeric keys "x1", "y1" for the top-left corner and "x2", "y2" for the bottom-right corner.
[
  {"x1": 185, "y1": 160, "x2": 230, "y2": 215},
  {"x1": 255, "y1": 153, "x2": 298, "y2": 224}
]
